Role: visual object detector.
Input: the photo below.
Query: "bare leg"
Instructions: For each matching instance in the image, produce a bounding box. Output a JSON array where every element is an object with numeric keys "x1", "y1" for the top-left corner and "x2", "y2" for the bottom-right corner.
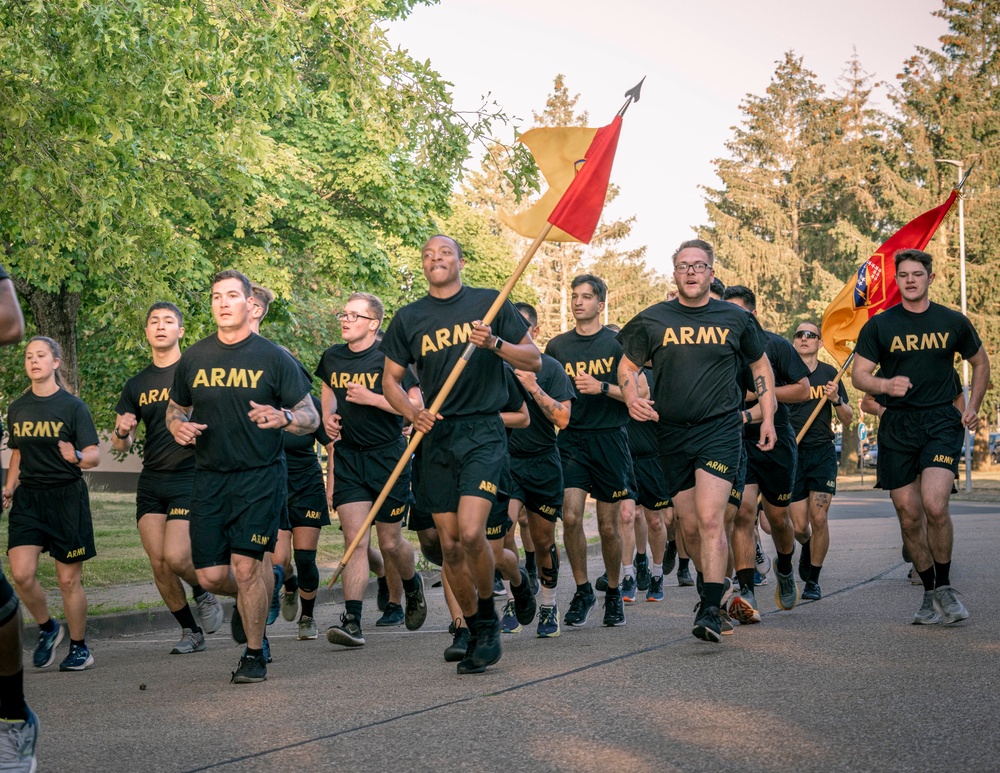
[
  {"x1": 231, "y1": 554, "x2": 268, "y2": 650},
  {"x1": 562, "y1": 488, "x2": 590, "y2": 585},
  {"x1": 138, "y1": 513, "x2": 187, "y2": 612},
  {"x1": 7, "y1": 547, "x2": 46, "y2": 625},
  {"x1": 336, "y1": 502, "x2": 373, "y2": 604},
  {"x1": 596, "y1": 500, "x2": 623, "y2": 588},
  {"x1": 53, "y1": 561, "x2": 87, "y2": 641}
]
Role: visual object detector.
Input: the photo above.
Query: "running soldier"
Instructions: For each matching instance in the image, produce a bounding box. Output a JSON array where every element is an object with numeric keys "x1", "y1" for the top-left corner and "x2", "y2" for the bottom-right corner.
[
  {"x1": 787, "y1": 322, "x2": 853, "y2": 601},
  {"x1": 113, "y1": 302, "x2": 225, "y2": 655},
  {"x1": 167, "y1": 269, "x2": 318, "y2": 683},
  {"x1": 381, "y1": 235, "x2": 541, "y2": 674},
  {"x1": 545, "y1": 275, "x2": 631, "y2": 628},
  {"x1": 618, "y1": 239, "x2": 776, "y2": 642},
  {"x1": 852, "y1": 248, "x2": 990, "y2": 625}
]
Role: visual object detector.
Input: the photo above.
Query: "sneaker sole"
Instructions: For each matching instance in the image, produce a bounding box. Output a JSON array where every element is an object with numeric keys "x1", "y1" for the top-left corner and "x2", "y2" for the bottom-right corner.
[
  {"x1": 603, "y1": 617, "x2": 626, "y2": 627},
  {"x1": 59, "y1": 655, "x2": 95, "y2": 671},
  {"x1": 646, "y1": 594, "x2": 664, "y2": 602},
  {"x1": 326, "y1": 629, "x2": 365, "y2": 647},
  {"x1": 622, "y1": 595, "x2": 636, "y2": 605},
  {"x1": 536, "y1": 627, "x2": 560, "y2": 638},
  {"x1": 801, "y1": 591, "x2": 821, "y2": 601},
  {"x1": 170, "y1": 643, "x2": 206, "y2": 655},
  {"x1": 912, "y1": 614, "x2": 941, "y2": 625},
  {"x1": 729, "y1": 596, "x2": 761, "y2": 624},
  {"x1": 281, "y1": 597, "x2": 300, "y2": 622},
  {"x1": 775, "y1": 576, "x2": 800, "y2": 610},
  {"x1": 935, "y1": 608, "x2": 969, "y2": 625},
  {"x1": 501, "y1": 621, "x2": 523, "y2": 634},
  {"x1": 35, "y1": 627, "x2": 65, "y2": 669},
  {"x1": 297, "y1": 632, "x2": 318, "y2": 640},
  {"x1": 231, "y1": 674, "x2": 267, "y2": 684},
  {"x1": 692, "y1": 623, "x2": 722, "y2": 643},
  {"x1": 375, "y1": 617, "x2": 404, "y2": 627}
]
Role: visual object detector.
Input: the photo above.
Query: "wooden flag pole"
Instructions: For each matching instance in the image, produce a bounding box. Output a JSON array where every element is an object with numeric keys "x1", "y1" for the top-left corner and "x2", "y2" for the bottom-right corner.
[
  {"x1": 794, "y1": 352, "x2": 856, "y2": 445},
  {"x1": 327, "y1": 223, "x2": 554, "y2": 588}
]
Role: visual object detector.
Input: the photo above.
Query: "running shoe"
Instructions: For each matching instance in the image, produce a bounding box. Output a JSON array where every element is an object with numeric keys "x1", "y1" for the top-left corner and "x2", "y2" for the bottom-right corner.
[
  {"x1": 663, "y1": 541, "x2": 677, "y2": 576},
  {"x1": 526, "y1": 566, "x2": 540, "y2": 597},
  {"x1": 404, "y1": 573, "x2": 428, "y2": 631},
  {"x1": 801, "y1": 581, "x2": 822, "y2": 601},
  {"x1": 281, "y1": 590, "x2": 299, "y2": 622},
  {"x1": 492, "y1": 571, "x2": 506, "y2": 597},
  {"x1": 754, "y1": 570, "x2": 768, "y2": 586},
  {"x1": 933, "y1": 586, "x2": 969, "y2": 625},
  {"x1": 621, "y1": 575, "x2": 638, "y2": 604},
  {"x1": 32, "y1": 625, "x2": 64, "y2": 669},
  {"x1": 563, "y1": 589, "x2": 596, "y2": 626},
  {"x1": 721, "y1": 576, "x2": 734, "y2": 608},
  {"x1": 262, "y1": 636, "x2": 272, "y2": 664},
  {"x1": 195, "y1": 592, "x2": 225, "y2": 634},
  {"x1": 461, "y1": 615, "x2": 502, "y2": 674},
  {"x1": 536, "y1": 604, "x2": 560, "y2": 638},
  {"x1": 376, "y1": 577, "x2": 390, "y2": 612},
  {"x1": 912, "y1": 591, "x2": 941, "y2": 625},
  {"x1": 511, "y1": 569, "x2": 537, "y2": 626},
  {"x1": 376, "y1": 602, "x2": 404, "y2": 627},
  {"x1": 297, "y1": 616, "x2": 318, "y2": 640},
  {"x1": 603, "y1": 594, "x2": 626, "y2": 627},
  {"x1": 692, "y1": 602, "x2": 722, "y2": 643},
  {"x1": 908, "y1": 567, "x2": 923, "y2": 585},
  {"x1": 444, "y1": 621, "x2": 471, "y2": 662},
  {"x1": 595, "y1": 572, "x2": 609, "y2": 593},
  {"x1": 646, "y1": 575, "x2": 664, "y2": 602},
  {"x1": 635, "y1": 553, "x2": 650, "y2": 591},
  {"x1": 755, "y1": 541, "x2": 771, "y2": 576},
  {"x1": 798, "y1": 542, "x2": 811, "y2": 582},
  {"x1": 676, "y1": 565, "x2": 694, "y2": 587},
  {"x1": 775, "y1": 569, "x2": 799, "y2": 610},
  {"x1": 500, "y1": 600, "x2": 522, "y2": 634},
  {"x1": 326, "y1": 612, "x2": 365, "y2": 647},
  {"x1": 268, "y1": 566, "x2": 284, "y2": 625},
  {"x1": 58, "y1": 643, "x2": 94, "y2": 672},
  {"x1": 729, "y1": 587, "x2": 761, "y2": 624},
  {"x1": 0, "y1": 706, "x2": 37, "y2": 772},
  {"x1": 170, "y1": 628, "x2": 206, "y2": 655},
  {"x1": 719, "y1": 605, "x2": 734, "y2": 635},
  {"x1": 231, "y1": 605, "x2": 247, "y2": 645},
  {"x1": 230, "y1": 652, "x2": 267, "y2": 684}
]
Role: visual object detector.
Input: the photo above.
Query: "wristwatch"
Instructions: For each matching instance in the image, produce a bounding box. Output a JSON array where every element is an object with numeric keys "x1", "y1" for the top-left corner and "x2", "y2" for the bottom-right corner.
[
  {"x1": 74, "y1": 450, "x2": 83, "y2": 464},
  {"x1": 282, "y1": 409, "x2": 293, "y2": 427},
  {"x1": 743, "y1": 410, "x2": 752, "y2": 424},
  {"x1": 113, "y1": 427, "x2": 129, "y2": 439},
  {"x1": 492, "y1": 337, "x2": 504, "y2": 352},
  {"x1": 830, "y1": 398, "x2": 842, "y2": 406},
  {"x1": 601, "y1": 382, "x2": 610, "y2": 395}
]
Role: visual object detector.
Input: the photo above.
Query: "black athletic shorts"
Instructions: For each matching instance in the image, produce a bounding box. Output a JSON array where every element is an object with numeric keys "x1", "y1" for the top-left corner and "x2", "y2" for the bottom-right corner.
[
  {"x1": 8, "y1": 479, "x2": 96, "y2": 564},
  {"x1": 406, "y1": 448, "x2": 434, "y2": 532},
  {"x1": 877, "y1": 405, "x2": 964, "y2": 490},
  {"x1": 287, "y1": 483, "x2": 331, "y2": 529},
  {"x1": 487, "y1": 457, "x2": 513, "y2": 540},
  {"x1": 658, "y1": 412, "x2": 743, "y2": 498},
  {"x1": 792, "y1": 443, "x2": 838, "y2": 502},
  {"x1": 332, "y1": 437, "x2": 411, "y2": 524},
  {"x1": 277, "y1": 456, "x2": 290, "y2": 531},
  {"x1": 135, "y1": 468, "x2": 194, "y2": 522},
  {"x1": 630, "y1": 454, "x2": 671, "y2": 511},
  {"x1": 729, "y1": 444, "x2": 747, "y2": 509},
  {"x1": 417, "y1": 414, "x2": 506, "y2": 514},
  {"x1": 189, "y1": 464, "x2": 284, "y2": 569},
  {"x1": 745, "y1": 423, "x2": 798, "y2": 507},
  {"x1": 509, "y1": 449, "x2": 564, "y2": 522},
  {"x1": 557, "y1": 427, "x2": 632, "y2": 503}
]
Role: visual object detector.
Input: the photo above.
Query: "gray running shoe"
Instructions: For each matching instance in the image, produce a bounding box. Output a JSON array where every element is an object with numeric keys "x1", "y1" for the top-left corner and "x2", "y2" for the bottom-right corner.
[
  {"x1": 195, "y1": 593, "x2": 224, "y2": 635},
  {"x1": 692, "y1": 602, "x2": 722, "y2": 643},
  {"x1": 729, "y1": 587, "x2": 761, "y2": 624},
  {"x1": 774, "y1": 569, "x2": 799, "y2": 610},
  {"x1": 755, "y1": 542, "x2": 771, "y2": 575},
  {"x1": 676, "y1": 566, "x2": 694, "y2": 587},
  {"x1": 932, "y1": 585, "x2": 969, "y2": 625},
  {"x1": 0, "y1": 706, "x2": 37, "y2": 771},
  {"x1": 719, "y1": 605, "x2": 734, "y2": 635},
  {"x1": 297, "y1": 616, "x2": 318, "y2": 640},
  {"x1": 281, "y1": 590, "x2": 299, "y2": 622},
  {"x1": 912, "y1": 591, "x2": 941, "y2": 625},
  {"x1": 170, "y1": 628, "x2": 206, "y2": 655}
]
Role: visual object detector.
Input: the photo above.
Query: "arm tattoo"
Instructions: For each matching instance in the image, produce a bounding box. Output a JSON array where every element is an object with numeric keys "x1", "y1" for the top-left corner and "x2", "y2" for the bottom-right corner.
[
  {"x1": 531, "y1": 387, "x2": 568, "y2": 425},
  {"x1": 754, "y1": 375, "x2": 768, "y2": 398},
  {"x1": 286, "y1": 394, "x2": 320, "y2": 435},
  {"x1": 165, "y1": 400, "x2": 192, "y2": 430}
]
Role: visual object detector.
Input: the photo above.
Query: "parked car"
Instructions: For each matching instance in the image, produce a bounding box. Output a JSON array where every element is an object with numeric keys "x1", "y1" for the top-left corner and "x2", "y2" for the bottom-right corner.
[
  {"x1": 991, "y1": 433, "x2": 999, "y2": 464},
  {"x1": 834, "y1": 432, "x2": 842, "y2": 464},
  {"x1": 860, "y1": 441, "x2": 878, "y2": 468}
]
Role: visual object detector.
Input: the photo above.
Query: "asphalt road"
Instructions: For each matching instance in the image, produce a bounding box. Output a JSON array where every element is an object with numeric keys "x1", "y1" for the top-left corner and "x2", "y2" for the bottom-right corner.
[{"x1": 23, "y1": 492, "x2": 1000, "y2": 772}]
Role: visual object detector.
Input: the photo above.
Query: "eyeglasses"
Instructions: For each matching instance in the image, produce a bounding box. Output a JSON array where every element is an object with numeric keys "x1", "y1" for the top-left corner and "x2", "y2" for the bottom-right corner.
[
  {"x1": 336, "y1": 312, "x2": 376, "y2": 323},
  {"x1": 673, "y1": 262, "x2": 711, "y2": 274},
  {"x1": 794, "y1": 331, "x2": 819, "y2": 340}
]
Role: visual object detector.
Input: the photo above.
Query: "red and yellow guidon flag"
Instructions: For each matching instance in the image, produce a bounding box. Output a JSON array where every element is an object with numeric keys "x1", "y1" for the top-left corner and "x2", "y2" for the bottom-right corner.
[
  {"x1": 821, "y1": 190, "x2": 958, "y2": 365},
  {"x1": 499, "y1": 116, "x2": 622, "y2": 244}
]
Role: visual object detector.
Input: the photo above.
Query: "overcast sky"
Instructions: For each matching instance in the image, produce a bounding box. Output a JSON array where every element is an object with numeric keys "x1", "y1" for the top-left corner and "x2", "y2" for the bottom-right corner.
[{"x1": 386, "y1": 1, "x2": 949, "y2": 275}]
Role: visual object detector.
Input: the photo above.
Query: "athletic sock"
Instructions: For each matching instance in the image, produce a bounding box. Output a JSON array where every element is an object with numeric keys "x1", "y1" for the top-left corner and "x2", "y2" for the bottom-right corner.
[
  {"x1": 678, "y1": 558, "x2": 690, "y2": 572},
  {"x1": 284, "y1": 574, "x2": 298, "y2": 593},
  {"x1": 651, "y1": 562, "x2": 663, "y2": 579},
  {"x1": 635, "y1": 551, "x2": 647, "y2": 567},
  {"x1": 191, "y1": 584, "x2": 207, "y2": 600},
  {"x1": 737, "y1": 568, "x2": 756, "y2": 592},
  {"x1": 623, "y1": 564, "x2": 635, "y2": 581},
  {"x1": 245, "y1": 647, "x2": 263, "y2": 659},
  {"x1": 808, "y1": 565, "x2": 822, "y2": 584},
  {"x1": 606, "y1": 585, "x2": 621, "y2": 597},
  {"x1": 0, "y1": 670, "x2": 27, "y2": 721},
  {"x1": 345, "y1": 600, "x2": 363, "y2": 620},
  {"x1": 377, "y1": 576, "x2": 389, "y2": 598},
  {"x1": 577, "y1": 582, "x2": 593, "y2": 597},
  {"x1": 39, "y1": 619, "x2": 56, "y2": 634},
  {"x1": 512, "y1": 574, "x2": 532, "y2": 597},
  {"x1": 540, "y1": 585, "x2": 557, "y2": 606},
  {"x1": 464, "y1": 614, "x2": 477, "y2": 631},
  {"x1": 301, "y1": 597, "x2": 315, "y2": 618},
  {"x1": 402, "y1": 575, "x2": 418, "y2": 595},
  {"x1": 171, "y1": 605, "x2": 202, "y2": 634},
  {"x1": 524, "y1": 551, "x2": 536, "y2": 572},
  {"x1": 800, "y1": 538, "x2": 811, "y2": 566},
  {"x1": 934, "y1": 561, "x2": 952, "y2": 588},
  {"x1": 702, "y1": 582, "x2": 724, "y2": 609},
  {"x1": 477, "y1": 596, "x2": 497, "y2": 622},
  {"x1": 776, "y1": 550, "x2": 793, "y2": 575},
  {"x1": 917, "y1": 566, "x2": 936, "y2": 592},
  {"x1": 70, "y1": 638, "x2": 86, "y2": 648}
]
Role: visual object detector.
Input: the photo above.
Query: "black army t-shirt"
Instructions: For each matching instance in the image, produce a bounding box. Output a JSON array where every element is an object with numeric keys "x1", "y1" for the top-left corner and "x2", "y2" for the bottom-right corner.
[
  {"x1": 854, "y1": 301, "x2": 982, "y2": 411},
  {"x1": 116, "y1": 362, "x2": 195, "y2": 472},
  {"x1": 742, "y1": 330, "x2": 810, "y2": 442},
  {"x1": 7, "y1": 389, "x2": 100, "y2": 487},
  {"x1": 545, "y1": 326, "x2": 628, "y2": 431},
  {"x1": 788, "y1": 361, "x2": 849, "y2": 448},
  {"x1": 315, "y1": 340, "x2": 418, "y2": 449},
  {"x1": 380, "y1": 285, "x2": 529, "y2": 417},
  {"x1": 283, "y1": 394, "x2": 332, "y2": 491},
  {"x1": 172, "y1": 333, "x2": 312, "y2": 472},
  {"x1": 617, "y1": 298, "x2": 767, "y2": 425},
  {"x1": 508, "y1": 353, "x2": 576, "y2": 457}
]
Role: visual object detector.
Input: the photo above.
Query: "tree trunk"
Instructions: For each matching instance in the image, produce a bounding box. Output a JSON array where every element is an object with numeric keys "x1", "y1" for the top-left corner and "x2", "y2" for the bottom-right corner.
[
  {"x1": 13, "y1": 280, "x2": 81, "y2": 395},
  {"x1": 841, "y1": 420, "x2": 859, "y2": 473}
]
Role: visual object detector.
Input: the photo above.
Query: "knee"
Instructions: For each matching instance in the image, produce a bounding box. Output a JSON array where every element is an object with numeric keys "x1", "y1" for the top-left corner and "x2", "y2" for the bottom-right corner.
[
  {"x1": 56, "y1": 572, "x2": 82, "y2": 595},
  {"x1": 9, "y1": 566, "x2": 34, "y2": 589},
  {"x1": 231, "y1": 561, "x2": 260, "y2": 589},
  {"x1": 417, "y1": 532, "x2": 443, "y2": 566},
  {"x1": 793, "y1": 525, "x2": 811, "y2": 542},
  {"x1": 923, "y1": 504, "x2": 949, "y2": 529},
  {"x1": 294, "y1": 549, "x2": 319, "y2": 592},
  {"x1": 459, "y1": 528, "x2": 486, "y2": 555},
  {"x1": 598, "y1": 518, "x2": 618, "y2": 540}
]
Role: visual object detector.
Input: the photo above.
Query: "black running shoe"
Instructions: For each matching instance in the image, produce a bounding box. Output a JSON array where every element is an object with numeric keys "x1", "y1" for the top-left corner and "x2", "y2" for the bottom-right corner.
[
  {"x1": 230, "y1": 652, "x2": 267, "y2": 683},
  {"x1": 512, "y1": 568, "x2": 537, "y2": 626},
  {"x1": 563, "y1": 590, "x2": 596, "y2": 626},
  {"x1": 459, "y1": 616, "x2": 501, "y2": 674},
  {"x1": 444, "y1": 621, "x2": 471, "y2": 663},
  {"x1": 798, "y1": 542, "x2": 811, "y2": 583},
  {"x1": 603, "y1": 594, "x2": 626, "y2": 627},
  {"x1": 376, "y1": 602, "x2": 404, "y2": 627},
  {"x1": 677, "y1": 565, "x2": 694, "y2": 587},
  {"x1": 594, "y1": 572, "x2": 609, "y2": 593},
  {"x1": 404, "y1": 573, "x2": 428, "y2": 631},
  {"x1": 635, "y1": 555, "x2": 651, "y2": 592},
  {"x1": 326, "y1": 612, "x2": 365, "y2": 647},
  {"x1": 663, "y1": 541, "x2": 677, "y2": 576},
  {"x1": 231, "y1": 605, "x2": 247, "y2": 645},
  {"x1": 801, "y1": 581, "x2": 822, "y2": 601},
  {"x1": 692, "y1": 602, "x2": 722, "y2": 643},
  {"x1": 376, "y1": 577, "x2": 390, "y2": 612}
]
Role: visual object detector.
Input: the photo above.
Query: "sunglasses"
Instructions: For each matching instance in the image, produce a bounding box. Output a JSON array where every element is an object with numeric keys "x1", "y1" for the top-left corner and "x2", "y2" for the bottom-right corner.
[{"x1": 794, "y1": 331, "x2": 820, "y2": 340}]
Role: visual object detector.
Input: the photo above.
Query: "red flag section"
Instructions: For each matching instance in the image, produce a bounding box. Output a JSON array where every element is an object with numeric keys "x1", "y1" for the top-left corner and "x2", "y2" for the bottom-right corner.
[{"x1": 821, "y1": 191, "x2": 958, "y2": 365}]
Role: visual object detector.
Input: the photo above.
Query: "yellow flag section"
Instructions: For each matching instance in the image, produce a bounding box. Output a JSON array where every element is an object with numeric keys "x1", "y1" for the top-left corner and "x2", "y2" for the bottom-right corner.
[{"x1": 498, "y1": 126, "x2": 598, "y2": 243}]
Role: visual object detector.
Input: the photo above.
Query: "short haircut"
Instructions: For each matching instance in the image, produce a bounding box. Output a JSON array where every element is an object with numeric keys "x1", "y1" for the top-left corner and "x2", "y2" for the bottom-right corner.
[
  {"x1": 146, "y1": 301, "x2": 183, "y2": 327},
  {"x1": 672, "y1": 239, "x2": 715, "y2": 265},
  {"x1": 514, "y1": 302, "x2": 538, "y2": 327},
  {"x1": 212, "y1": 269, "x2": 252, "y2": 298},
  {"x1": 250, "y1": 283, "x2": 275, "y2": 317},
  {"x1": 605, "y1": 323, "x2": 621, "y2": 333},
  {"x1": 571, "y1": 274, "x2": 607, "y2": 303},
  {"x1": 348, "y1": 292, "x2": 384, "y2": 325},
  {"x1": 709, "y1": 278, "x2": 726, "y2": 297},
  {"x1": 894, "y1": 248, "x2": 933, "y2": 274},
  {"x1": 427, "y1": 234, "x2": 463, "y2": 260},
  {"x1": 722, "y1": 284, "x2": 756, "y2": 312},
  {"x1": 797, "y1": 320, "x2": 821, "y2": 332}
]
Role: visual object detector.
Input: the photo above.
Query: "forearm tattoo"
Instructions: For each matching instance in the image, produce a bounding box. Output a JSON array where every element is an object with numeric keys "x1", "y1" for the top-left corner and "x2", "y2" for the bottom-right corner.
[
  {"x1": 754, "y1": 375, "x2": 768, "y2": 398},
  {"x1": 531, "y1": 388, "x2": 568, "y2": 424},
  {"x1": 287, "y1": 394, "x2": 320, "y2": 435},
  {"x1": 165, "y1": 400, "x2": 191, "y2": 430}
]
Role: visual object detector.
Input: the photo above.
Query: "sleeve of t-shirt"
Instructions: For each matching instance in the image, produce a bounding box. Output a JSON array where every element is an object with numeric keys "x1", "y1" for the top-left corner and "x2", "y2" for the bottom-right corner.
[
  {"x1": 402, "y1": 365, "x2": 419, "y2": 392},
  {"x1": 115, "y1": 380, "x2": 138, "y2": 416},
  {"x1": 494, "y1": 299, "x2": 530, "y2": 344},
  {"x1": 310, "y1": 396, "x2": 333, "y2": 445},
  {"x1": 277, "y1": 349, "x2": 313, "y2": 408},
  {"x1": 544, "y1": 360, "x2": 576, "y2": 403},
  {"x1": 172, "y1": 356, "x2": 193, "y2": 407},
  {"x1": 616, "y1": 316, "x2": 652, "y2": 368},
  {"x1": 380, "y1": 313, "x2": 414, "y2": 369},
  {"x1": 314, "y1": 349, "x2": 331, "y2": 384},
  {"x1": 853, "y1": 317, "x2": 881, "y2": 363},
  {"x1": 956, "y1": 316, "x2": 983, "y2": 360},
  {"x1": 837, "y1": 380, "x2": 849, "y2": 404},
  {"x1": 501, "y1": 366, "x2": 525, "y2": 412},
  {"x1": 738, "y1": 315, "x2": 766, "y2": 363},
  {"x1": 6, "y1": 407, "x2": 17, "y2": 450},
  {"x1": 74, "y1": 400, "x2": 100, "y2": 449}
]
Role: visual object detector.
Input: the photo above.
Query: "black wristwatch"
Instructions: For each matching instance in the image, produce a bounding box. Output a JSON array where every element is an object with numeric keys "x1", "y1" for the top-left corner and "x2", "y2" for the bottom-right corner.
[
  {"x1": 282, "y1": 409, "x2": 293, "y2": 427},
  {"x1": 743, "y1": 409, "x2": 752, "y2": 424},
  {"x1": 601, "y1": 382, "x2": 610, "y2": 396},
  {"x1": 113, "y1": 427, "x2": 129, "y2": 439},
  {"x1": 830, "y1": 398, "x2": 841, "y2": 407}
]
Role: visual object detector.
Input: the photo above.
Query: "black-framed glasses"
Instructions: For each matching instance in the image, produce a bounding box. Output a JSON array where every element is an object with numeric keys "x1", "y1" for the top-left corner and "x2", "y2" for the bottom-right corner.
[
  {"x1": 794, "y1": 331, "x2": 820, "y2": 340},
  {"x1": 674, "y1": 262, "x2": 711, "y2": 274},
  {"x1": 336, "y1": 312, "x2": 376, "y2": 323}
]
